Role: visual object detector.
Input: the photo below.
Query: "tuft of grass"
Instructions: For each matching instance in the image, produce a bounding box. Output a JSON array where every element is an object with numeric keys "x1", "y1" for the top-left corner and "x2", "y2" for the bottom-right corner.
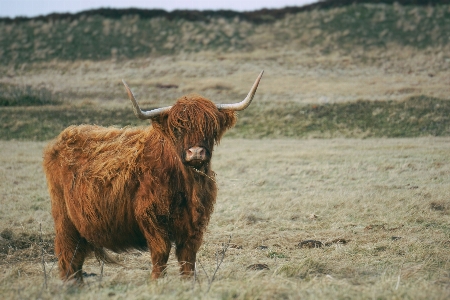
[
  {"x1": 0, "y1": 84, "x2": 60, "y2": 106},
  {"x1": 278, "y1": 258, "x2": 330, "y2": 279},
  {"x1": 267, "y1": 250, "x2": 287, "y2": 259}
]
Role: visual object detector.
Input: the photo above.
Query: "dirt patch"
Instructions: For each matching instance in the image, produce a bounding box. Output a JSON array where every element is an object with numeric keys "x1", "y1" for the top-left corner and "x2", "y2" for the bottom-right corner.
[{"x1": 0, "y1": 230, "x2": 54, "y2": 264}]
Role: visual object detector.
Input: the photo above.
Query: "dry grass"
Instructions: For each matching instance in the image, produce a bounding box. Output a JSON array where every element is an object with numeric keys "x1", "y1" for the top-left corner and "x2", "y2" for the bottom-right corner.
[
  {"x1": 0, "y1": 46, "x2": 449, "y2": 109},
  {"x1": 1, "y1": 137, "x2": 449, "y2": 299}
]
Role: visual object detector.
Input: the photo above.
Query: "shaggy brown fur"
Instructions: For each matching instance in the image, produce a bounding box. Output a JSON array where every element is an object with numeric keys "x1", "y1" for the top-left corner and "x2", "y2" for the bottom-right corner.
[{"x1": 43, "y1": 94, "x2": 236, "y2": 281}]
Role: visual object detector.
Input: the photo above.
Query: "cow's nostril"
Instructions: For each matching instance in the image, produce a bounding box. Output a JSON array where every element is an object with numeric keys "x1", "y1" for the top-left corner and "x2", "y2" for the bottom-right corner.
[{"x1": 187, "y1": 147, "x2": 206, "y2": 161}]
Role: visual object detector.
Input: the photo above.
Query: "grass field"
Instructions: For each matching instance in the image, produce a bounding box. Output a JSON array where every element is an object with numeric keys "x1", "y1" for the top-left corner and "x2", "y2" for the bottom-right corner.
[
  {"x1": 1, "y1": 2, "x2": 450, "y2": 299},
  {"x1": 0, "y1": 47, "x2": 449, "y2": 141},
  {"x1": 1, "y1": 138, "x2": 449, "y2": 299}
]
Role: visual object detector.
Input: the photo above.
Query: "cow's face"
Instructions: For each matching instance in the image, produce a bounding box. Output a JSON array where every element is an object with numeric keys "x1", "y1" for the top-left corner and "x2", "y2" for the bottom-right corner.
[
  {"x1": 152, "y1": 95, "x2": 236, "y2": 169},
  {"x1": 123, "y1": 72, "x2": 262, "y2": 169}
]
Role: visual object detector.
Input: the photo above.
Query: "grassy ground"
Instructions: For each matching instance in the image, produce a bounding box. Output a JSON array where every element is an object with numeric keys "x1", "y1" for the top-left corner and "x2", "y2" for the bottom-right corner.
[{"x1": 0, "y1": 138, "x2": 449, "y2": 299}]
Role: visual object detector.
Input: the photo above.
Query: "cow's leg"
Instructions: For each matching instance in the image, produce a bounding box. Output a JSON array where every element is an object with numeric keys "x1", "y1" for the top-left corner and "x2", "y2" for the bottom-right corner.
[
  {"x1": 54, "y1": 219, "x2": 90, "y2": 282},
  {"x1": 51, "y1": 187, "x2": 90, "y2": 282},
  {"x1": 135, "y1": 190, "x2": 172, "y2": 279},
  {"x1": 176, "y1": 236, "x2": 202, "y2": 277},
  {"x1": 146, "y1": 235, "x2": 171, "y2": 279}
]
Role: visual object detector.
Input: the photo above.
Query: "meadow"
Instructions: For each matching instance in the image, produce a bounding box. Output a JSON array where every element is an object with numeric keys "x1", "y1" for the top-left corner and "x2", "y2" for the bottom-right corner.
[
  {"x1": 1, "y1": 138, "x2": 449, "y2": 299},
  {"x1": 1, "y1": 1, "x2": 450, "y2": 299}
]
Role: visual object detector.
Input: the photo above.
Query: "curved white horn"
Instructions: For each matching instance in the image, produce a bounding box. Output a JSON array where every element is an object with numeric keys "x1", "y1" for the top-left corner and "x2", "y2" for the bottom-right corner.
[
  {"x1": 122, "y1": 79, "x2": 172, "y2": 120},
  {"x1": 216, "y1": 70, "x2": 264, "y2": 111}
]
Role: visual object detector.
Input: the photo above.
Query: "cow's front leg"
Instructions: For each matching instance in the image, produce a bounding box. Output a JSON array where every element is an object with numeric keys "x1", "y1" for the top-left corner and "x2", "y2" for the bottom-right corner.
[
  {"x1": 147, "y1": 236, "x2": 171, "y2": 279},
  {"x1": 176, "y1": 237, "x2": 202, "y2": 277},
  {"x1": 136, "y1": 195, "x2": 172, "y2": 279}
]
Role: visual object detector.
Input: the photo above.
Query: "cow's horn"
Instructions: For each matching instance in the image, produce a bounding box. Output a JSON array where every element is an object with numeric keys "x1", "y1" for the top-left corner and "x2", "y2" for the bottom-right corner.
[
  {"x1": 122, "y1": 79, "x2": 172, "y2": 120},
  {"x1": 216, "y1": 70, "x2": 264, "y2": 111}
]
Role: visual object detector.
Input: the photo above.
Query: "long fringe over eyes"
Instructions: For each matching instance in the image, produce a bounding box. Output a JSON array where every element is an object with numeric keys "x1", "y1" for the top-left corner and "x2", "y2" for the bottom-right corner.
[{"x1": 166, "y1": 94, "x2": 237, "y2": 146}]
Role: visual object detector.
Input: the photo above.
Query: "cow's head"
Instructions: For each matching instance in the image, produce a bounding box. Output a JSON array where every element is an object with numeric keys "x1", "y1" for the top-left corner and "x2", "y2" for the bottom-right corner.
[{"x1": 122, "y1": 71, "x2": 263, "y2": 169}]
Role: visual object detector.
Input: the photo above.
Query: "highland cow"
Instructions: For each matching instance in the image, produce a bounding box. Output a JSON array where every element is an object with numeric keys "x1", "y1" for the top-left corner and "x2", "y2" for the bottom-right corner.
[{"x1": 43, "y1": 71, "x2": 263, "y2": 282}]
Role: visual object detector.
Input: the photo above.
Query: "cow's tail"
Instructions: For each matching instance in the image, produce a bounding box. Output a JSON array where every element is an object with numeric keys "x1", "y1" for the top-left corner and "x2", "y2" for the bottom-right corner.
[{"x1": 94, "y1": 247, "x2": 118, "y2": 265}]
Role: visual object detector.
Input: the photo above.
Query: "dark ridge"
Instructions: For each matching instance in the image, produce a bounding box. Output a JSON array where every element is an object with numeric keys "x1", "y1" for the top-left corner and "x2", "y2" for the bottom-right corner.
[{"x1": 1, "y1": 0, "x2": 448, "y2": 24}]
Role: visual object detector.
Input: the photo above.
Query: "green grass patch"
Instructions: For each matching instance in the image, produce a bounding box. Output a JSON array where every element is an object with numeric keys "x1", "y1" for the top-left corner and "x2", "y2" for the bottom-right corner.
[
  {"x1": 0, "y1": 84, "x2": 60, "y2": 106},
  {"x1": 0, "y1": 106, "x2": 143, "y2": 141},
  {"x1": 1, "y1": 95, "x2": 449, "y2": 141},
  {"x1": 232, "y1": 96, "x2": 450, "y2": 139}
]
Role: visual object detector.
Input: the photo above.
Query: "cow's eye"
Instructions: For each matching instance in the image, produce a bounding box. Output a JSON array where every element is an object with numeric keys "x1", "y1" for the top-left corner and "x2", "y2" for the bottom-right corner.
[{"x1": 172, "y1": 128, "x2": 182, "y2": 139}]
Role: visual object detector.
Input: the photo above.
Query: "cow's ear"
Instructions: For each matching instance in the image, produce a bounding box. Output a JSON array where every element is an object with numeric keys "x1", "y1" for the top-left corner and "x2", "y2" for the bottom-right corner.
[
  {"x1": 219, "y1": 109, "x2": 237, "y2": 131},
  {"x1": 215, "y1": 109, "x2": 237, "y2": 143},
  {"x1": 150, "y1": 113, "x2": 169, "y2": 131}
]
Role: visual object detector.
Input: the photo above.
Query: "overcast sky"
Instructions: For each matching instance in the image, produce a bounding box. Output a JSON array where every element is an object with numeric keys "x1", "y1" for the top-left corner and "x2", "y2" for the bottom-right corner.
[{"x1": 0, "y1": 0, "x2": 319, "y2": 18}]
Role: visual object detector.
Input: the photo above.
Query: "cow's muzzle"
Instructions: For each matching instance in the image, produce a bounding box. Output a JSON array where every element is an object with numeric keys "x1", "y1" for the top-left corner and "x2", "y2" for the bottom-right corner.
[{"x1": 185, "y1": 146, "x2": 209, "y2": 167}]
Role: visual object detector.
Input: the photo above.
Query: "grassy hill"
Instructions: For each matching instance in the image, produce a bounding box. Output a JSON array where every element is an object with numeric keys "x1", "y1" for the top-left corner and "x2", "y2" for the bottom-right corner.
[
  {"x1": 0, "y1": 1, "x2": 449, "y2": 140},
  {"x1": 0, "y1": 1, "x2": 449, "y2": 65}
]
